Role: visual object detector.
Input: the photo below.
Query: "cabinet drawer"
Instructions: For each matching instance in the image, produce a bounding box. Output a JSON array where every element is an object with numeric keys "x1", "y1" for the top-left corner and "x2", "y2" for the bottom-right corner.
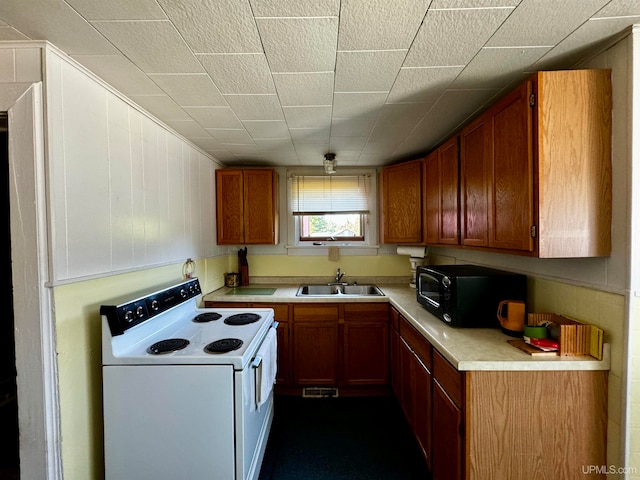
[
  {"x1": 433, "y1": 349, "x2": 463, "y2": 409},
  {"x1": 293, "y1": 304, "x2": 339, "y2": 322},
  {"x1": 344, "y1": 303, "x2": 389, "y2": 322},
  {"x1": 399, "y1": 317, "x2": 432, "y2": 370},
  {"x1": 252, "y1": 303, "x2": 289, "y2": 321}
]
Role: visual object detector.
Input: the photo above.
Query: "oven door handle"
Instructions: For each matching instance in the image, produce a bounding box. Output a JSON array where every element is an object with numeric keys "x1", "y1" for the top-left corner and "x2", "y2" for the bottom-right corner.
[{"x1": 251, "y1": 321, "x2": 279, "y2": 368}]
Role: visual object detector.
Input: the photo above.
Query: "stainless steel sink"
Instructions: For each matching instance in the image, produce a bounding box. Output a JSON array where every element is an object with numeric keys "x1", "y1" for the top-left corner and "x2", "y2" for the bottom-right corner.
[{"x1": 296, "y1": 284, "x2": 384, "y2": 297}]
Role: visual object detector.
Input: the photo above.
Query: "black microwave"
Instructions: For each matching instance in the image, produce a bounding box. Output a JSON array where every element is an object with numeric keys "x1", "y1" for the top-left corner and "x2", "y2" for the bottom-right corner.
[{"x1": 416, "y1": 264, "x2": 527, "y2": 328}]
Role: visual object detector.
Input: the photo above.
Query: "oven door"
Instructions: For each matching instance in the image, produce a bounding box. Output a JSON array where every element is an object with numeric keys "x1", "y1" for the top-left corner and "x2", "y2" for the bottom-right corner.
[
  {"x1": 235, "y1": 324, "x2": 277, "y2": 480},
  {"x1": 417, "y1": 269, "x2": 443, "y2": 312}
]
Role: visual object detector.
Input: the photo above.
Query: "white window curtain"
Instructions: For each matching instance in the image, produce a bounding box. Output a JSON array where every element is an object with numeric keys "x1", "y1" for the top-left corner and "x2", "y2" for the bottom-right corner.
[{"x1": 289, "y1": 174, "x2": 370, "y2": 215}]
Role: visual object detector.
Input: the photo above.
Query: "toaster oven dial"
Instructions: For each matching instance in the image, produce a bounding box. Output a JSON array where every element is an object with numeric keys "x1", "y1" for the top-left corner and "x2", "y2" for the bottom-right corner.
[
  {"x1": 442, "y1": 276, "x2": 451, "y2": 288},
  {"x1": 443, "y1": 313, "x2": 452, "y2": 323}
]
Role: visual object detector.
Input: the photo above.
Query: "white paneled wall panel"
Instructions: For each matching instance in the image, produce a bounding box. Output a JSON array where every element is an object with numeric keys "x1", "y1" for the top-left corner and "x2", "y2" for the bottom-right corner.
[
  {"x1": 106, "y1": 94, "x2": 135, "y2": 271},
  {"x1": 44, "y1": 47, "x2": 219, "y2": 282}
]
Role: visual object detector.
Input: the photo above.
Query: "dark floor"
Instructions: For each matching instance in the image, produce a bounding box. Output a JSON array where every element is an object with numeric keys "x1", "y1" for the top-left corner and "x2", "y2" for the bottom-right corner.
[{"x1": 258, "y1": 395, "x2": 431, "y2": 480}]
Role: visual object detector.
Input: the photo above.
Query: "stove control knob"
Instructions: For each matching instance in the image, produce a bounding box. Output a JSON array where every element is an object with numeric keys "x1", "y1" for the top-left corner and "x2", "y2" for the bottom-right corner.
[
  {"x1": 135, "y1": 306, "x2": 144, "y2": 318},
  {"x1": 150, "y1": 300, "x2": 160, "y2": 312},
  {"x1": 124, "y1": 310, "x2": 134, "y2": 323},
  {"x1": 180, "y1": 288, "x2": 187, "y2": 298}
]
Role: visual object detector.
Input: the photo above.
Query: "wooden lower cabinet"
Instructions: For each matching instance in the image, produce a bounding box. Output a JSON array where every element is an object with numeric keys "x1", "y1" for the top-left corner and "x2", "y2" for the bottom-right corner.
[
  {"x1": 393, "y1": 308, "x2": 608, "y2": 480},
  {"x1": 292, "y1": 303, "x2": 389, "y2": 388},
  {"x1": 342, "y1": 303, "x2": 389, "y2": 386},
  {"x1": 396, "y1": 308, "x2": 433, "y2": 468}
]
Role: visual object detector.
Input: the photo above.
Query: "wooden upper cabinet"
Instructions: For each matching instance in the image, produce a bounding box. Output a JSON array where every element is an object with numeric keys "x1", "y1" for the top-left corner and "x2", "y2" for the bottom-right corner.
[
  {"x1": 488, "y1": 81, "x2": 535, "y2": 252},
  {"x1": 215, "y1": 168, "x2": 279, "y2": 245},
  {"x1": 459, "y1": 69, "x2": 612, "y2": 257},
  {"x1": 460, "y1": 117, "x2": 490, "y2": 247},
  {"x1": 423, "y1": 136, "x2": 459, "y2": 245},
  {"x1": 379, "y1": 159, "x2": 423, "y2": 244}
]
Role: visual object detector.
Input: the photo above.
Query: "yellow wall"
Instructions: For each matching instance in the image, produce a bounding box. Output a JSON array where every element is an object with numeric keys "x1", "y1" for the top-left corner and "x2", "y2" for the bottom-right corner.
[
  {"x1": 53, "y1": 256, "x2": 228, "y2": 480},
  {"x1": 243, "y1": 253, "x2": 410, "y2": 278}
]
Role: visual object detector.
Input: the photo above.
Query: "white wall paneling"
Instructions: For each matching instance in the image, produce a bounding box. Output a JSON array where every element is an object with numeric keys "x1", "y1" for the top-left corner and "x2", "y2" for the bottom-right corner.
[{"x1": 44, "y1": 47, "x2": 220, "y2": 282}]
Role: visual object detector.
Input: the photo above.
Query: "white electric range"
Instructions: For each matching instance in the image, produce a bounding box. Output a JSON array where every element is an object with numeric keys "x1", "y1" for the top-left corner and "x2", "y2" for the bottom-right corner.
[{"x1": 100, "y1": 278, "x2": 277, "y2": 480}]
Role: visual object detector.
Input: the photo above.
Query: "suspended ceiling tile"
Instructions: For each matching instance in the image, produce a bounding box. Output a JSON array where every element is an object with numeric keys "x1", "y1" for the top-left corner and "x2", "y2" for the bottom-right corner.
[
  {"x1": 533, "y1": 16, "x2": 640, "y2": 70},
  {"x1": 338, "y1": 0, "x2": 430, "y2": 51},
  {"x1": 250, "y1": 0, "x2": 340, "y2": 17},
  {"x1": 293, "y1": 143, "x2": 330, "y2": 158},
  {"x1": 329, "y1": 136, "x2": 368, "y2": 150},
  {"x1": 272, "y1": 72, "x2": 334, "y2": 106},
  {"x1": 92, "y1": 20, "x2": 203, "y2": 73},
  {"x1": 72, "y1": 55, "x2": 164, "y2": 95},
  {"x1": 404, "y1": 8, "x2": 514, "y2": 67},
  {"x1": 188, "y1": 136, "x2": 225, "y2": 151},
  {"x1": 223, "y1": 94, "x2": 284, "y2": 121},
  {"x1": 335, "y1": 50, "x2": 406, "y2": 92},
  {"x1": 184, "y1": 106, "x2": 243, "y2": 128},
  {"x1": 290, "y1": 127, "x2": 331, "y2": 144},
  {"x1": 0, "y1": 0, "x2": 117, "y2": 55},
  {"x1": 207, "y1": 129, "x2": 254, "y2": 143},
  {"x1": 0, "y1": 25, "x2": 29, "y2": 40},
  {"x1": 387, "y1": 66, "x2": 463, "y2": 104},
  {"x1": 451, "y1": 46, "x2": 550, "y2": 89},
  {"x1": 429, "y1": 0, "x2": 521, "y2": 6},
  {"x1": 368, "y1": 104, "x2": 429, "y2": 144},
  {"x1": 222, "y1": 143, "x2": 260, "y2": 156},
  {"x1": 148, "y1": 74, "x2": 227, "y2": 106},
  {"x1": 64, "y1": 0, "x2": 167, "y2": 20},
  {"x1": 243, "y1": 120, "x2": 291, "y2": 138},
  {"x1": 283, "y1": 106, "x2": 333, "y2": 128},
  {"x1": 595, "y1": 1, "x2": 640, "y2": 17},
  {"x1": 253, "y1": 138, "x2": 297, "y2": 153},
  {"x1": 128, "y1": 94, "x2": 192, "y2": 121},
  {"x1": 157, "y1": 0, "x2": 262, "y2": 53},
  {"x1": 332, "y1": 92, "x2": 388, "y2": 117},
  {"x1": 331, "y1": 113, "x2": 379, "y2": 137},
  {"x1": 486, "y1": 0, "x2": 608, "y2": 47},
  {"x1": 164, "y1": 119, "x2": 211, "y2": 138},
  {"x1": 199, "y1": 54, "x2": 276, "y2": 94},
  {"x1": 256, "y1": 17, "x2": 338, "y2": 72}
]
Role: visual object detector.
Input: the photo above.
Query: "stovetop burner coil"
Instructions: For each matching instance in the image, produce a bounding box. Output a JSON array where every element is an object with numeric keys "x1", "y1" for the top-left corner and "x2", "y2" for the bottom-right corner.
[
  {"x1": 224, "y1": 313, "x2": 261, "y2": 325},
  {"x1": 193, "y1": 312, "x2": 222, "y2": 323},
  {"x1": 147, "y1": 338, "x2": 190, "y2": 355},
  {"x1": 204, "y1": 338, "x2": 243, "y2": 354}
]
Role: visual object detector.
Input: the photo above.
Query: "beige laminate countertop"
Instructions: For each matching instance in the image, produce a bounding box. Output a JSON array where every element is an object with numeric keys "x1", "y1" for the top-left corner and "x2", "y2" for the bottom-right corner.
[{"x1": 202, "y1": 283, "x2": 610, "y2": 373}]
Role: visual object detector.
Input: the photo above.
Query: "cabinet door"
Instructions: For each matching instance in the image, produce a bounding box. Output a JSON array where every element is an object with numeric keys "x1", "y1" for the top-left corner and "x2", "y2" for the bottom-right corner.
[
  {"x1": 460, "y1": 117, "x2": 490, "y2": 247},
  {"x1": 432, "y1": 380, "x2": 463, "y2": 480},
  {"x1": 489, "y1": 82, "x2": 535, "y2": 252},
  {"x1": 342, "y1": 304, "x2": 389, "y2": 386},
  {"x1": 215, "y1": 170, "x2": 244, "y2": 245},
  {"x1": 423, "y1": 137, "x2": 459, "y2": 245},
  {"x1": 293, "y1": 322, "x2": 338, "y2": 385},
  {"x1": 243, "y1": 169, "x2": 278, "y2": 244},
  {"x1": 438, "y1": 137, "x2": 459, "y2": 245},
  {"x1": 389, "y1": 308, "x2": 402, "y2": 400},
  {"x1": 413, "y1": 354, "x2": 432, "y2": 468},
  {"x1": 380, "y1": 160, "x2": 423, "y2": 244},
  {"x1": 293, "y1": 305, "x2": 339, "y2": 385}
]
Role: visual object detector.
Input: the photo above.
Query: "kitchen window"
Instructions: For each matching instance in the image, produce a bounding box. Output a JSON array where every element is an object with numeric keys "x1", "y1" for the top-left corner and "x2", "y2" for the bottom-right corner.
[{"x1": 286, "y1": 170, "x2": 378, "y2": 251}]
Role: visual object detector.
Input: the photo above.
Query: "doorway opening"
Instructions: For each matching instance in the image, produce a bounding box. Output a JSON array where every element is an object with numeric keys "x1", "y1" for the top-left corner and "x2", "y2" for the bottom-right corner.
[{"x1": 0, "y1": 112, "x2": 19, "y2": 479}]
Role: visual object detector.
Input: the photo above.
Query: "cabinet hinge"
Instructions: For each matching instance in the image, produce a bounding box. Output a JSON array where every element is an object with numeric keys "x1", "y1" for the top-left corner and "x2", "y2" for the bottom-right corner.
[
  {"x1": 529, "y1": 93, "x2": 535, "y2": 107},
  {"x1": 531, "y1": 225, "x2": 537, "y2": 238}
]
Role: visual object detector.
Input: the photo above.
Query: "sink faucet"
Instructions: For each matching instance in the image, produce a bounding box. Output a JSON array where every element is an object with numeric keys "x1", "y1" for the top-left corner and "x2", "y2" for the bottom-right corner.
[{"x1": 335, "y1": 268, "x2": 346, "y2": 283}]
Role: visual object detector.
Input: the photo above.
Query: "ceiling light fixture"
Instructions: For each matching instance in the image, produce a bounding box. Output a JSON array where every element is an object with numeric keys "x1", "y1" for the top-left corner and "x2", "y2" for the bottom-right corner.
[{"x1": 324, "y1": 153, "x2": 337, "y2": 174}]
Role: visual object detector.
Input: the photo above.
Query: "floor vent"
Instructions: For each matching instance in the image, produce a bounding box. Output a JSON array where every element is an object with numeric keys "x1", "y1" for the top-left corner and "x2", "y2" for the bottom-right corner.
[{"x1": 302, "y1": 387, "x2": 338, "y2": 398}]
